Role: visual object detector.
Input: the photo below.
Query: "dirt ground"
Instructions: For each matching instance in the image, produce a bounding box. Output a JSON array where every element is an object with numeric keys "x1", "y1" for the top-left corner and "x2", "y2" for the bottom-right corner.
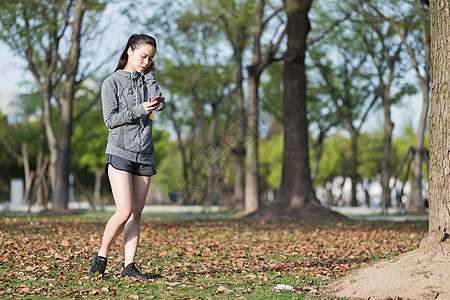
[{"x1": 323, "y1": 235, "x2": 450, "y2": 300}]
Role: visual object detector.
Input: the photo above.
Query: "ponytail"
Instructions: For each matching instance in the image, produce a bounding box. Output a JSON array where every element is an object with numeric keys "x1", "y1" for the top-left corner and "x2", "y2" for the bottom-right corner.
[{"x1": 115, "y1": 34, "x2": 157, "y2": 72}]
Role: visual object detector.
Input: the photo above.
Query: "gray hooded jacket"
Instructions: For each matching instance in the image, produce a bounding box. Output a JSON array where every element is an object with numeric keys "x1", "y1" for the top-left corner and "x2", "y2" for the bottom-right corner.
[{"x1": 101, "y1": 68, "x2": 165, "y2": 165}]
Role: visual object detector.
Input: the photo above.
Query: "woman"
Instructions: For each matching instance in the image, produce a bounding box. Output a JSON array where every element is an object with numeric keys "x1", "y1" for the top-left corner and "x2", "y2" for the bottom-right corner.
[{"x1": 89, "y1": 34, "x2": 165, "y2": 279}]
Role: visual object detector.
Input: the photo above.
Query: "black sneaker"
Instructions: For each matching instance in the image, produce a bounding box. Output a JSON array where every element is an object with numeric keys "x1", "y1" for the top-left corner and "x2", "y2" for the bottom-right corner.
[
  {"x1": 89, "y1": 253, "x2": 107, "y2": 278},
  {"x1": 121, "y1": 262, "x2": 149, "y2": 280}
]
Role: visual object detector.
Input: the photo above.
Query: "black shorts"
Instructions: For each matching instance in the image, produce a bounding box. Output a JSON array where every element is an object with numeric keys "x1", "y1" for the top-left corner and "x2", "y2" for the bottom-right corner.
[{"x1": 105, "y1": 154, "x2": 156, "y2": 176}]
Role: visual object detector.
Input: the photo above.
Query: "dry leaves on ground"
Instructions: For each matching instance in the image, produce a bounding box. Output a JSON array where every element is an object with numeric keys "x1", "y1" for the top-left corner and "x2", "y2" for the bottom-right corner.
[{"x1": 0, "y1": 216, "x2": 427, "y2": 299}]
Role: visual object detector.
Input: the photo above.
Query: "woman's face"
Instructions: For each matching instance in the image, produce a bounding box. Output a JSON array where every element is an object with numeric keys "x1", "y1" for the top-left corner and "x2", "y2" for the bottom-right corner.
[{"x1": 125, "y1": 43, "x2": 156, "y2": 73}]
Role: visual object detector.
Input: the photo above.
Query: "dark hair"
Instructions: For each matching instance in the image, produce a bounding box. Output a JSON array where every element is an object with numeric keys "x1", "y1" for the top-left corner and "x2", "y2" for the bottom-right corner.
[{"x1": 115, "y1": 34, "x2": 157, "y2": 71}]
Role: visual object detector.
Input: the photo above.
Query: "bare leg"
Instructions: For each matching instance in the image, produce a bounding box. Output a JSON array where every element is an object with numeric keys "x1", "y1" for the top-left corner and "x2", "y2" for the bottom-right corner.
[
  {"x1": 123, "y1": 175, "x2": 151, "y2": 266},
  {"x1": 98, "y1": 165, "x2": 133, "y2": 258}
]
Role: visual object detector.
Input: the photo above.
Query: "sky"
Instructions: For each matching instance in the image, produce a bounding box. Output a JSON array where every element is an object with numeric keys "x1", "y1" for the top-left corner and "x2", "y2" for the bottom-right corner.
[{"x1": 0, "y1": 44, "x2": 32, "y2": 94}]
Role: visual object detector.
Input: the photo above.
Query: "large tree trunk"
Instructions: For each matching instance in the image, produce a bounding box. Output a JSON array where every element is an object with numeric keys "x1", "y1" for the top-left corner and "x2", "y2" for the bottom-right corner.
[
  {"x1": 278, "y1": 0, "x2": 315, "y2": 207},
  {"x1": 52, "y1": 0, "x2": 86, "y2": 211},
  {"x1": 425, "y1": 0, "x2": 449, "y2": 246}
]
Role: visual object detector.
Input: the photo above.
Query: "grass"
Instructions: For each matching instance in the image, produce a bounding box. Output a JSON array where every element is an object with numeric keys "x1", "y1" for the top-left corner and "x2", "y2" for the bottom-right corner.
[{"x1": 0, "y1": 212, "x2": 427, "y2": 299}]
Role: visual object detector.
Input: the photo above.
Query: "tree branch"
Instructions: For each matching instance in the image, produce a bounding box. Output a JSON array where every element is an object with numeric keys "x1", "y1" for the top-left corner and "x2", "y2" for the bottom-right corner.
[{"x1": 364, "y1": 0, "x2": 425, "y2": 82}]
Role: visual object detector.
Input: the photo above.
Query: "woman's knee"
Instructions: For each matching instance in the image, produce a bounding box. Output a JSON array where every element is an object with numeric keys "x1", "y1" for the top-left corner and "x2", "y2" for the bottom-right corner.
[
  {"x1": 131, "y1": 208, "x2": 143, "y2": 221},
  {"x1": 114, "y1": 209, "x2": 132, "y2": 223}
]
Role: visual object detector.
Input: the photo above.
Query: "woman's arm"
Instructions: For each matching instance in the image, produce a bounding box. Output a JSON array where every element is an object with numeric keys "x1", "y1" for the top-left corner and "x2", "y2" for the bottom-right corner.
[{"x1": 101, "y1": 78, "x2": 147, "y2": 129}]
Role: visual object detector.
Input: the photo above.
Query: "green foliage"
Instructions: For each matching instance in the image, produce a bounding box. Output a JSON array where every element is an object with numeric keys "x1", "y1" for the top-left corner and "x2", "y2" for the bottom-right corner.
[
  {"x1": 0, "y1": 114, "x2": 21, "y2": 195},
  {"x1": 259, "y1": 134, "x2": 283, "y2": 189},
  {"x1": 358, "y1": 132, "x2": 383, "y2": 180},
  {"x1": 71, "y1": 81, "x2": 107, "y2": 174},
  {"x1": 314, "y1": 133, "x2": 351, "y2": 185},
  {"x1": 261, "y1": 63, "x2": 284, "y2": 123},
  {"x1": 71, "y1": 112, "x2": 107, "y2": 174},
  {"x1": 152, "y1": 142, "x2": 184, "y2": 195}
]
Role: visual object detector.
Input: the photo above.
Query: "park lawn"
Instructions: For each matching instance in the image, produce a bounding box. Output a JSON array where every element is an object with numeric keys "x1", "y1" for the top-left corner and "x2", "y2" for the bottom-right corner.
[{"x1": 0, "y1": 213, "x2": 427, "y2": 299}]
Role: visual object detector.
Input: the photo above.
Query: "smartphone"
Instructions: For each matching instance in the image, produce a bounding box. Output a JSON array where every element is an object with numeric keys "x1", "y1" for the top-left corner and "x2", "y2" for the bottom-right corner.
[{"x1": 151, "y1": 96, "x2": 165, "y2": 106}]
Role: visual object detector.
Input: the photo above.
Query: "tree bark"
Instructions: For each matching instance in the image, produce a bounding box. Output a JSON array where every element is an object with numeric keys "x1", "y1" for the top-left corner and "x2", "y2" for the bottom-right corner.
[
  {"x1": 232, "y1": 48, "x2": 246, "y2": 211},
  {"x1": 381, "y1": 90, "x2": 393, "y2": 213},
  {"x1": 350, "y1": 131, "x2": 359, "y2": 207},
  {"x1": 21, "y1": 143, "x2": 34, "y2": 206},
  {"x1": 93, "y1": 170, "x2": 103, "y2": 208},
  {"x1": 52, "y1": 0, "x2": 86, "y2": 210},
  {"x1": 278, "y1": 0, "x2": 315, "y2": 207},
  {"x1": 244, "y1": 65, "x2": 261, "y2": 214},
  {"x1": 424, "y1": 0, "x2": 449, "y2": 246},
  {"x1": 244, "y1": 0, "x2": 265, "y2": 215}
]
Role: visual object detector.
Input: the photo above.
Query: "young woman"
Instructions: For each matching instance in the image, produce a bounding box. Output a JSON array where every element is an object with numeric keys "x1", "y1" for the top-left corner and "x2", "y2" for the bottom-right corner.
[{"x1": 89, "y1": 34, "x2": 165, "y2": 279}]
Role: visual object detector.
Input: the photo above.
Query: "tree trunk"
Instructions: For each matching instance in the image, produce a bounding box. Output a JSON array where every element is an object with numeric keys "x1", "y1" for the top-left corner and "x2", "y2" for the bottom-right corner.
[
  {"x1": 244, "y1": 0, "x2": 265, "y2": 215},
  {"x1": 424, "y1": 0, "x2": 449, "y2": 246},
  {"x1": 232, "y1": 49, "x2": 246, "y2": 211},
  {"x1": 243, "y1": 0, "x2": 284, "y2": 214},
  {"x1": 52, "y1": 0, "x2": 86, "y2": 211},
  {"x1": 42, "y1": 87, "x2": 57, "y2": 199},
  {"x1": 350, "y1": 131, "x2": 359, "y2": 207},
  {"x1": 21, "y1": 143, "x2": 33, "y2": 206},
  {"x1": 311, "y1": 130, "x2": 325, "y2": 182},
  {"x1": 408, "y1": 86, "x2": 429, "y2": 213},
  {"x1": 34, "y1": 117, "x2": 46, "y2": 206},
  {"x1": 278, "y1": 0, "x2": 315, "y2": 207},
  {"x1": 93, "y1": 170, "x2": 103, "y2": 208},
  {"x1": 381, "y1": 93, "x2": 393, "y2": 213},
  {"x1": 244, "y1": 68, "x2": 260, "y2": 214}
]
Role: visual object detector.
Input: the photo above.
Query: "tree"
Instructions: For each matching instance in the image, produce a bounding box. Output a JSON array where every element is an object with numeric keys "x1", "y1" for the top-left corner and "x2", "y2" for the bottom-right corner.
[
  {"x1": 216, "y1": 0, "x2": 255, "y2": 212},
  {"x1": 313, "y1": 26, "x2": 380, "y2": 207},
  {"x1": 426, "y1": 0, "x2": 449, "y2": 247},
  {"x1": 0, "y1": 0, "x2": 107, "y2": 211},
  {"x1": 325, "y1": 0, "x2": 449, "y2": 297},
  {"x1": 71, "y1": 81, "x2": 108, "y2": 209},
  {"x1": 357, "y1": 9, "x2": 416, "y2": 212},
  {"x1": 136, "y1": 0, "x2": 236, "y2": 207},
  {"x1": 52, "y1": 0, "x2": 88, "y2": 210},
  {"x1": 244, "y1": 0, "x2": 286, "y2": 214},
  {"x1": 244, "y1": 0, "x2": 346, "y2": 222},
  {"x1": 277, "y1": 0, "x2": 315, "y2": 206},
  {"x1": 365, "y1": 0, "x2": 430, "y2": 213},
  {"x1": 307, "y1": 0, "x2": 350, "y2": 183}
]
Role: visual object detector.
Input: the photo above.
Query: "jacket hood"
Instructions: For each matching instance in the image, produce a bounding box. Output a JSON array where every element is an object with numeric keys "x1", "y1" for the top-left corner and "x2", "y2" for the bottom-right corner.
[{"x1": 114, "y1": 69, "x2": 143, "y2": 80}]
